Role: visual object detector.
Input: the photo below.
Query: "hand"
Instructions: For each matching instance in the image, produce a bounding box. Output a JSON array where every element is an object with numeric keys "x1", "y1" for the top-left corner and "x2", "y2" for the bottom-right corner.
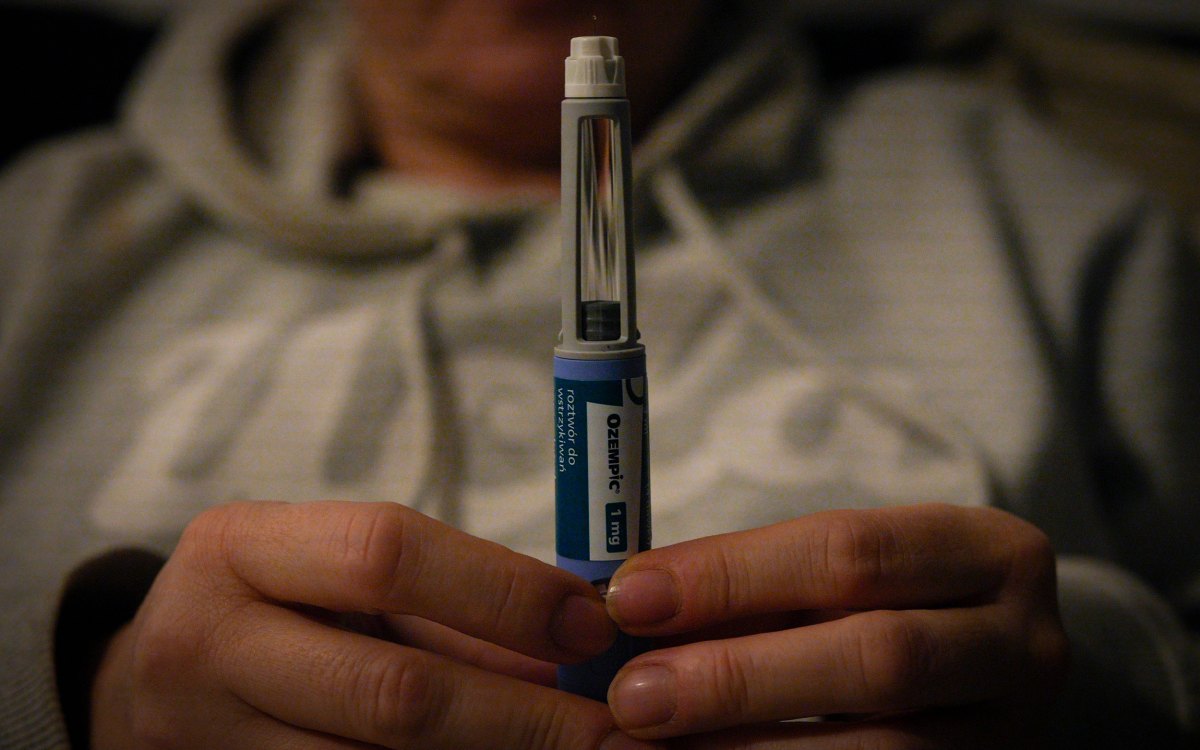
[
  {"x1": 90, "y1": 500, "x2": 660, "y2": 749},
  {"x1": 603, "y1": 503, "x2": 1070, "y2": 748}
]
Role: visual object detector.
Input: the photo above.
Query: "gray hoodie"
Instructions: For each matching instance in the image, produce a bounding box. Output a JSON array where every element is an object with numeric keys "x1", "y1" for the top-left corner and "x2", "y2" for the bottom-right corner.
[{"x1": 1, "y1": 0, "x2": 1197, "y2": 746}]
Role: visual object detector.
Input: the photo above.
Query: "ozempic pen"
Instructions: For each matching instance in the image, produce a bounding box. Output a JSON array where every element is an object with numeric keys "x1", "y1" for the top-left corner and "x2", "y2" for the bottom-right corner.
[{"x1": 555, "y1": 35, "x2": 650, "y2": 702}]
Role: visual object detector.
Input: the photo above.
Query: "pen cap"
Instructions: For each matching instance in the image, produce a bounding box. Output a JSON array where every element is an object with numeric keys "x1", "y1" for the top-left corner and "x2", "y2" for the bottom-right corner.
[{"x1": 565, "y1": 36, "x2": 625, "y2": 98}]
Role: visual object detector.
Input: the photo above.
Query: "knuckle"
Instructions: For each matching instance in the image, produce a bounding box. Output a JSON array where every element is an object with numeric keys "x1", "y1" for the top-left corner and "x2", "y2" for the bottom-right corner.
[
  {"x1": 176, "y1": 503, "x2": 240, "y2": 563},
  {"x1": 694, "y1": 544, "x2": 743, "y2": 617},
  {"x1": 128, "y1": 560, "x2": 244, "y2": 691},
  {"x1": 128, "y1": 602, "x2": 205, "y2": 692},
  {"x1": 536, "y1": 700, "x2": 619, "y2": 750},
  {"x1": 354, "y1": 651, "x2": 444, "y2": 742},
  {"x1": 466, "y1": 554, "x2": 573, "y2": 644},
  {"x1": 849, "y1": 612, "x2": 938, "y2": 702},
  {"x1": 176, "y1": 502, "x2": 271, "y2": 589},
  {"x1": 128, "y1": 623, "x2": 178, "y2": 690},
  {"x1": 820, "y1": 512, "x2": 891, "y2": 600},
  {"x1": 337, "y1": 503, "x2": 415, "y2": 610},
  {"x1": 524, "y1": 699, "x2": 591, "y2": 750},
  {"x1": 707, "y1": 644, "x2": 755, "y2": 719},
  {"x1": 484, "y1": 565, "x2": 535, "y2": 636},
  {"x1": 124, "y1": 590, "x2": 242, "y2": 748},
  {"x1": 666, "y1": 644, "x2": 754, "y2": 730}
]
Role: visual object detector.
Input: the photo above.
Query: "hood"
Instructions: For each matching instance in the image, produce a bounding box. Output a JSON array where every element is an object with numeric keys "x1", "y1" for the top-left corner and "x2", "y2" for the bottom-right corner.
[
  {"x1": 123, "y1": 0, "x2": 536, "y2": 258},
  {"x1": 120, "y1": 0, "x2": 818, "y2": 259}
]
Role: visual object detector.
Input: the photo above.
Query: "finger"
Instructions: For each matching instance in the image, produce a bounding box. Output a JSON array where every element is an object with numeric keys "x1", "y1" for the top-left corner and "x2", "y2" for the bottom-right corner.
[
  {"x1": 673, "y1": 703, "x2": 1044, "y2": 750},
  {"x1": 384, "y1": 614, "x2": 557, "y2": 686},
  {"x1": 211, "y1": 599, "x2": 658, "y2": 750},
  {"x1": 183, "y1": 501, "x2": 615, "y2": 661},
  {"x1": 607, "y1": 606, "x2": 1028, "y2": 738},
  {"x1": 204, "y1": 713, "x2": 382, "y2": 750},
  {"x1": 607, "y1": 504, "x2": 1053, "y2": 634},
  {"x1": 644, "y1": 611, "x2": 851, "y2": 653}
]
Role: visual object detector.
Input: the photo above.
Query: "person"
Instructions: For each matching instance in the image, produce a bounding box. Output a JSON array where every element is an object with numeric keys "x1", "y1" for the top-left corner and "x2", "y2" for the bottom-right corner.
[{"x1": 0, "y1": 0, "x2": 1196, "y2": 747}]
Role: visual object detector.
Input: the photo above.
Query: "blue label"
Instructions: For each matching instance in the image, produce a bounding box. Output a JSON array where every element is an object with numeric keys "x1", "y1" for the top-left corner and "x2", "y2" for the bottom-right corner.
[{"x1": 554, "y1": 355, "x2": 648, "y2": 562}]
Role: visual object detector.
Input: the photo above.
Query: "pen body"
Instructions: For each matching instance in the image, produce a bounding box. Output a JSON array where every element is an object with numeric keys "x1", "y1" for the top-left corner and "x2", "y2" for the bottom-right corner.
[
  {"x1": 557, "y1": 36, "x2": 647, "y2": 701},
  {"x1": 554, "y1": 353, "x2": 649, "y2": 700}
]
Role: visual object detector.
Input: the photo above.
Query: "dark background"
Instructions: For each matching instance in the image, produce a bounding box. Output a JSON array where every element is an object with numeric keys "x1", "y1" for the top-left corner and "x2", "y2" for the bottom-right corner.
[{"x1": 0, "y1": 3, "x2": 159, "y2": 168}]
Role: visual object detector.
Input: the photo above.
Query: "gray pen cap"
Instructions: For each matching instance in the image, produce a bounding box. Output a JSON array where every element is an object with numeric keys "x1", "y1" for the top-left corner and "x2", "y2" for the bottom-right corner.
[{"x1": 564, "y1": 36, "x2": 625, "y2": 98}]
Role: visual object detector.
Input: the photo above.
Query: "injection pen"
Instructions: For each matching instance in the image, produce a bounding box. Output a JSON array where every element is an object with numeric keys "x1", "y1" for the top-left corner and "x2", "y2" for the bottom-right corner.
[{"x1": 554, "y1": 35, "x2": 650, "y2": 702}]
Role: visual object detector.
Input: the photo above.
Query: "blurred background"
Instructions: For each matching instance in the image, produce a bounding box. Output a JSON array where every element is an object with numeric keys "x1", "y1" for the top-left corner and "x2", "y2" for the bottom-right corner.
[
  {"x1": 2, "y1": 0, "x2": 1197, "y2": 212},
  {"x1": 0, "y1": 0, "x2": 167, "y2": 167}
]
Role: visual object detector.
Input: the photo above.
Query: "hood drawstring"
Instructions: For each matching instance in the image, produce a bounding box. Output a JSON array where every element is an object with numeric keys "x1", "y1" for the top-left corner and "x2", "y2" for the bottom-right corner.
[
  {"x1": 323, "y1": 229, "x2": 468, "y2": 518},
  {"x1": 650, "y1": 165, "x2": 995, "y2": 507},
  {"x1": 166, "y1": 228, "x2": 467, "y2": 517},
  {"x1": 387, "y1": 228, "x2": 469, "y2": 519}
]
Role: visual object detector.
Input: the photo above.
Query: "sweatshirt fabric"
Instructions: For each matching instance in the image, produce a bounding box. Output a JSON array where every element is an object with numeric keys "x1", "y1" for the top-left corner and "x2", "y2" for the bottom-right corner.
[{"x1": 1, "y1": 0, "x2": 1197, "y2": 746}]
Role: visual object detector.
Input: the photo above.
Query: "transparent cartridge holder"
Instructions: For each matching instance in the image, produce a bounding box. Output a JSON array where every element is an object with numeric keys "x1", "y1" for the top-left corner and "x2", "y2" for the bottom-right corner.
[
  {"x1": 558, "y1": 104, "x2": 639, "y2": 359},
  {"x1": 579, "y1": 116, "x2": 624, "y2": 342}
]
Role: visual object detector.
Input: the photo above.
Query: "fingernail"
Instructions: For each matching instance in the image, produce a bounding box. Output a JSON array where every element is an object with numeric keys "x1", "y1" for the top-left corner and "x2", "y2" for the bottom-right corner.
[
  {"x1": 606, "y1": 570, "x2": 679, "y2": 626},
  {"x1": 598, "y1": 730, "x2": 665, "y2": 750},
  {"x1": 608, "y1": 666, "x2": 676, "y2": 730},
  {"x1": 551, "y1": 594, "x2": 616, "y2": 656}
]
